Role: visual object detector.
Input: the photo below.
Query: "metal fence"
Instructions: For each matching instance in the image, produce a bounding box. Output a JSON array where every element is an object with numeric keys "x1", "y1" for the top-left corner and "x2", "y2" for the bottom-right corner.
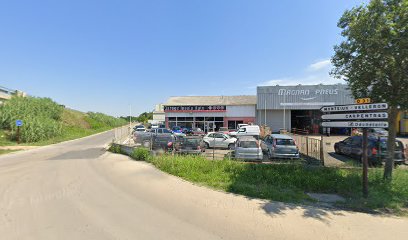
[
  {"x1": 113, "y1": 125, "x2": 134, "y2": 145},
  {"x1": 289, "y1": 134, "x2": 324, "y2": 165}
]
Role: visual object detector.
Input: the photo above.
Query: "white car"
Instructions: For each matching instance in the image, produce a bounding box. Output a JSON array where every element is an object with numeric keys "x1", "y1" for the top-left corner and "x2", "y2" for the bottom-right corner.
[{"x1": 203, "y1": 132, "x2": 237, "y2": 149}]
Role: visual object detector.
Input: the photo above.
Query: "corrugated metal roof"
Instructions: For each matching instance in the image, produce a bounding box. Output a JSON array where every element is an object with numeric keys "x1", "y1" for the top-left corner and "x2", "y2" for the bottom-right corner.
[{"x1": 164, "y1": 95, "x2": 256, "y2": 106}]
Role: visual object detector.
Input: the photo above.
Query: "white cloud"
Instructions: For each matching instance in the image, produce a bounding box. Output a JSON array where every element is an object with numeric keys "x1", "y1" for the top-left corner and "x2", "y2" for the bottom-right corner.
[
  {"x1": 307, "y1": 59, "x2": 331, "y2": 72},
  {"x1": 256, "y1": 58, "x2": 345, "y2": 87}
]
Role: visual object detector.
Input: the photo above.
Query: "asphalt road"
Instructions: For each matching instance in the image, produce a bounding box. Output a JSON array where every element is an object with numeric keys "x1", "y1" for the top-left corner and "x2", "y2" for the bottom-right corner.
[{"x1": 0, "y1": 130, "x2": 407, "y2": 240}]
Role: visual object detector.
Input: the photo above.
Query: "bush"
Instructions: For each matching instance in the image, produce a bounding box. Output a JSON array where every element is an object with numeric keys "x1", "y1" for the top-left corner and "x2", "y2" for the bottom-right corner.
[
  {"x1": 0, "y1": 96, "x2": 64, "y2": 142},
  {"x1": 86, "y1": 112, "x2": 127, "y2": 129},
  {"x1": 108, "y1": 144, "x2": 122, "y2": 154},
  {"x1": 131, "y1": 148, "x2": 151, "y2": 161}
]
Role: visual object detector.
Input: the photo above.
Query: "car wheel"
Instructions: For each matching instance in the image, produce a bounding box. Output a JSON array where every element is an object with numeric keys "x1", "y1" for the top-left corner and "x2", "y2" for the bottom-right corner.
[{"x1": 228, "y1": 144, "x2": 234, "y2": 150}]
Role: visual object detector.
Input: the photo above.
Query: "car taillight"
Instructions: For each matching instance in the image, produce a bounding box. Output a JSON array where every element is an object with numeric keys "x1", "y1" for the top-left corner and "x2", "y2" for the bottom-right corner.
[
  {"x1": 256, "y1": 141, "x2": 260, "y2": 148},
  {"x1": 167, "y1": 142, "x2": 173, "y2": 147},
  {"x1": 372, "y1": 147, "x2": 378, "y2": 155}
]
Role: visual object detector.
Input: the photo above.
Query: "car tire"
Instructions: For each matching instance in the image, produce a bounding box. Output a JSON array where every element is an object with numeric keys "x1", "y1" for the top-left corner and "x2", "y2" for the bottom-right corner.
[{"x1": 228, "y1": 144, "x2": 234, "y2": 150}]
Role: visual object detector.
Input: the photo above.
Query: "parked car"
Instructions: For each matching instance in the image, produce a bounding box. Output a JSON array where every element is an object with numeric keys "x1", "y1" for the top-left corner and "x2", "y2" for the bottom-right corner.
[
  {"x1": 134, "y1": 125, "x2": 146, "y2": 132},
  {"x1": 368, "y1": 128, "x2": 388, "y2": 137},
  {"x1": 182, "y1": 127, "x2": 192, "y2": 135},
  {"x1": 175, "y1": 136, "x2": 206, "y2": 154},
  {"x1": 190, "y1": 128, "x2": 205, "y2": 136},
  {"x1": 151, "y1": 134, "x2": 175, "y2": 151},
  {"x1": 334, "y1": 136, "x2": 405, "y2": 165},
  {"x1": 234, "y1": 125, "x2": 260, "y2": 138},
  {"x1": 233, "y1": 136, "x2": 263, "y2": 161},
  {"x1": 218, "y1": 127, "x2": 230, "y2": 134},
  {"x1": 262, "y1": 134, "x2": 300, "y2": 159},
  {"x1": 203, "y1": 132, "x2": 237, "y2": 149},
  {"x1": 172, "y1": 126, "x2": 186, "y2": 136},
  {"x1": 150, "y1": 128, "x2": 173, "y2": 136}
]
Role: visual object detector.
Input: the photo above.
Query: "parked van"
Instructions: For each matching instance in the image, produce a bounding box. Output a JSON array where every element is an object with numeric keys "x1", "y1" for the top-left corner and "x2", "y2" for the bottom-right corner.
[{"x1": 235, "y1": 125, "x2": 260, "y2": 138}]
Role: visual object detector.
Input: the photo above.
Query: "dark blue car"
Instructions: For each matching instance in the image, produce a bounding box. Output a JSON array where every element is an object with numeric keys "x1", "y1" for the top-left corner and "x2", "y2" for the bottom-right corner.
[{"x1": 334, "y1": 136, "x2": 405, "y2": 165}]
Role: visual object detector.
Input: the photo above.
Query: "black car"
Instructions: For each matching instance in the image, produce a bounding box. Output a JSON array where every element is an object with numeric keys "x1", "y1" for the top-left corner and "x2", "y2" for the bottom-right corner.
[{"x1": 334, "y1": 136, "x2": 405, "y2": 165}]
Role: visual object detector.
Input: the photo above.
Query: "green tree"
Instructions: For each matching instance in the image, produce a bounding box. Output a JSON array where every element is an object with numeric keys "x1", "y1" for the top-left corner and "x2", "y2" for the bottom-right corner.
[{"x1": 331, "y1": 0, "x2": 408, "y2": 179}]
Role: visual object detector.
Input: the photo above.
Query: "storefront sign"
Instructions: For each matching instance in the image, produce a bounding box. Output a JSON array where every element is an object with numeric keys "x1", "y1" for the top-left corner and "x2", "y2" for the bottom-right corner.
[
  {"x1": 320, "y1": 103, "x2": 388, "y2": 113},
  {"x1": 278, "y1": 88, "x2": 339, "y2": 96},
  {"x1": 322, "y1": 112, "x2": 388, "y2": 120},
  {"x1": 164, "y1": 105, "x2": 227, "y2": 112},
  {"x1": 322, "y1": 121, "x2": 389, "y2": 128}
]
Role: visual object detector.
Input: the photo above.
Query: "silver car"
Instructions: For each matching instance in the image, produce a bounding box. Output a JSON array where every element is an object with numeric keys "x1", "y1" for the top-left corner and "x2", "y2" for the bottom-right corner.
[
  {"x1": 203, "y1": 132, "x2": 237, "y2": 149},
  {"x1": 234, "y1": 136, "x2": 263, "y2": 161},
  {"x1": 263, "y1": 134, "x2": 300, "y2": 159}
]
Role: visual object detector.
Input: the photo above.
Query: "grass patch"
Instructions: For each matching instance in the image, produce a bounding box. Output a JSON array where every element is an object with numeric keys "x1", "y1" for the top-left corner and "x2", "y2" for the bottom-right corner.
[
  {"x1": 0, "y1": 149, "x2": 21, "y2": 155},
  {"x1": 128, "y1": 154, "x2": 408, "y2": 215}
]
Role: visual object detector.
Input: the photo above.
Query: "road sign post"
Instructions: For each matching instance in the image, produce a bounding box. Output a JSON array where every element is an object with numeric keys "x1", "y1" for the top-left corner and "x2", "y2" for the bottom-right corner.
[
  {"x1": 321, "y1": 102, "x2": 388, "y2": 198},
  {"x1": 15, "y1": 120, "x2": 23, "y2": 144},
  {"x1": 362, "y1": 129, "x2": 368, "y2": 198}
]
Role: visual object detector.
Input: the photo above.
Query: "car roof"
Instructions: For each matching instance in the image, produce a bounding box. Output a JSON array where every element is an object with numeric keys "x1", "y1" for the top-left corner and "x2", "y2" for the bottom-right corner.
[
  {"x1": 270, "y1": 134, "x2": 293, "y2": 139},
  {"x1": 237, "y1": 136, "x2": 257, "y2": 141}
]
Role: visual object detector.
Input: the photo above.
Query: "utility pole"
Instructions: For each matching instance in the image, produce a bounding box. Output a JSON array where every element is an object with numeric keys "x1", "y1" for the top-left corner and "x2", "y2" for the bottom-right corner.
[{"x1": 362, "y1": 128, "x2": 369, "y2": 198}]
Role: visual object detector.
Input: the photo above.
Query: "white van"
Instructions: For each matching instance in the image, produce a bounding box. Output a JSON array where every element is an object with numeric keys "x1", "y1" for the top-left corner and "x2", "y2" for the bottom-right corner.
[{"x1": 235, "y1": 125, "x2": 260, "y2": 138}]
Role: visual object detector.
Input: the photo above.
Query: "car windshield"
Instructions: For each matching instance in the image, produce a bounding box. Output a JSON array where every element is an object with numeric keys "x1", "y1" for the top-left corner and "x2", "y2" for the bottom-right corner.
[
  {"x1": 239, "y1": 141, "x2": 258, "y2": 148},
  {"x1": 379, "y1": 140, "x2": 403, "y2": 150},
  {"x1": 162, "y1": 129, "x2": 171, "y2": 133},
  {"x1": 173, "y1": 127, "x2": 181, "y2": 130},
  {"x1": 276, "y1": 139, "x2": 295, "y2": 146}
]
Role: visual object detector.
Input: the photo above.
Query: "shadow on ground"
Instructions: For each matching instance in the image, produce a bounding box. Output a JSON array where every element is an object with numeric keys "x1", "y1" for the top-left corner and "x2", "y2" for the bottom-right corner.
[
  {"x1": 260, "y1": 201, "x2": 345, "y2": 224},
  {"x1": 49, "y1": 148, "x2": 105, "y2": 160}
]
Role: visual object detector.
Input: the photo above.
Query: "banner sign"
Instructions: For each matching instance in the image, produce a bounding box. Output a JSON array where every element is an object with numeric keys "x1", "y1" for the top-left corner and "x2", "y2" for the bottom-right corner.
[
  {"x1": 320, "y1": 103, "x2": 388, "y2": 113},
  {"x1": 321, "y1": 121, "x2": 389, "y2": 128},
  {"x1": 322, "y1": 112, "x2": 388, "y2": 120},
  {"x1": 164, "y1": 105, "x2": 227, "y2": 112}
]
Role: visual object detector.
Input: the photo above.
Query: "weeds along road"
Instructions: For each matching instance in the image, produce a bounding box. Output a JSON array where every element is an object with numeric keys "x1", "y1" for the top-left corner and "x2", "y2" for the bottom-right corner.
[{"x1": 0, "y1": 130, "x2": 407, "y2": 240}]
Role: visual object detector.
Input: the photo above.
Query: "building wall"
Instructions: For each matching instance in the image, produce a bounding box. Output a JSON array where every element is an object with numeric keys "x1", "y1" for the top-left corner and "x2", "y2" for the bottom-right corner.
[
  {"x1": 398, "y1": 111, "x2": 408, "y2": 135},
  {"x1": 226, "y1": 105, "x2": 255, "y2": 117},
  {"x1": 257, "y1": 84, "x2": 354, "y2": 110},
  {"x1": 256, "y1": 110, "x2": 291, "y2": 132}
]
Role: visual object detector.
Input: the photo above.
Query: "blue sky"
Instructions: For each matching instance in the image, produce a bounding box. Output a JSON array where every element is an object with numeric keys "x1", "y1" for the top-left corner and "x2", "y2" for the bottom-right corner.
[{"x1": 0, "y1": 0, "x2": 366, "y2": 116}]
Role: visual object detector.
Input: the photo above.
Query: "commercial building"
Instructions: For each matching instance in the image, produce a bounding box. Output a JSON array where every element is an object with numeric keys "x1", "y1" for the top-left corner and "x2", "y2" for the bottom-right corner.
[
  {"x1": 256, "y1": 84, "x2": 355, "y2": 134},
  {"x1": 0, "y1": 86, "x2": 26, "y2": 105},
  {"x1": 150, "y1": 104, "x2": 165, "y2": 125},
  {"x1": 397, "y1": 111, "x2": 408, "y2": 136},
  {"x1": 163, "y1": 96, "x2": 256, "y2": 131}
]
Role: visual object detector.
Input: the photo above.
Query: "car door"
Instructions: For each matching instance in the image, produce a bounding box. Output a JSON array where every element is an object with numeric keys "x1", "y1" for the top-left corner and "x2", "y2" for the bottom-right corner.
[
  {"x1": 350, "y1": 136, "x2": 362, "y2": 157},
  {"x1": 214, "y1": 133, "x2": 226, "y2": 148},
  {"x1": 339, "y1": 137, "x2": 353, "y2": 156},
  {"x1": 205, "y1": 133, "x2": 215, "y2": 147}
]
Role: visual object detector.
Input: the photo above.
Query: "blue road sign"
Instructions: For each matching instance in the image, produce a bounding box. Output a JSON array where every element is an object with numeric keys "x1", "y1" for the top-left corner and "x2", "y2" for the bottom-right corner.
[{"x1": 16, "y1": 120, "x2": 23, "y2": 127}]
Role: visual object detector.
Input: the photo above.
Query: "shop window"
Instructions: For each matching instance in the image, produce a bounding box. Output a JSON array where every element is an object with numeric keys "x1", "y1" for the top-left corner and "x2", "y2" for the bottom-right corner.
[
  {"x1": 404, "y1": 112, "x2": 408, "y2": 119},
  {"x1": 196, "y1": 117, "x2": 204, "y2": 121},
  {"x1": 177, "y1": 117, "x2": 186, "y2": 121},
  {"x1": 185, "y1": 117, "x2": 193, "y2": 121},
  {"x1": 215, "y1": 117, "x2": 224, "y2": 122},
  {"x1": 168, "y1": 117, "x2": 176, "y2": 121},
  {"x1": 205, "y1": 117, "x2": 215, "y2": 121}
]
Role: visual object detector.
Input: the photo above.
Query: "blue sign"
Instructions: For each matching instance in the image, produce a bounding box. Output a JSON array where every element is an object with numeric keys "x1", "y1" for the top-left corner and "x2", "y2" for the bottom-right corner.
[{"x1": 16, "y1": 120, "x2": 23, "y2": 127}]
